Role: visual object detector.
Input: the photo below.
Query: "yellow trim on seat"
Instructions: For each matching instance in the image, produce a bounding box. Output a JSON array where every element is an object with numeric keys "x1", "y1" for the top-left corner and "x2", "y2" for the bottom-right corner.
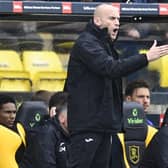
[
  {"x1": 145, "y1": 125, "x2": 158, "y2": 146},
  {"x1": 117, "y1": 133, "x2": 130, "y2": 168},
  {"x1": 117, "y1": 126, "x2": 157, "y2": 168}
]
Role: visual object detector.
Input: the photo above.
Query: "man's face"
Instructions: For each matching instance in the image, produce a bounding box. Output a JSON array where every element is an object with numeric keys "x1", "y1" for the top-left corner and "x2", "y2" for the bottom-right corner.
[
  {"x1": 0, "y1": 103, "x2": 17, "y2": 128},
  {"x1": 128, "y1": 88, "x2": 150, "y2": 112},
  {"x1": 95, "y1": 6, "x2": 120, "y2": 41}
]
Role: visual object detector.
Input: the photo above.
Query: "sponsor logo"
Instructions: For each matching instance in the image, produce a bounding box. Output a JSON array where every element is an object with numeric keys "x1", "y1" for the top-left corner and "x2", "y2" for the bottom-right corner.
[
  {"x1": 127, "y1": 108, "x2": 144, "y2": 124},
  {"x1": 59, "y1": 142, "x2": 66, "y2": 152},
  {"x1": 62, "y1": 2, "x2": 72, "y2": 14},
  {"x1": 13, "y1": 1, "x2": 23, "y2": 13},
  {"x1": 129, "y1": 145, "x2": 140, "y2": 165},
  {"x1": 159, "y1": 4, "x2": 168, "y2": 15},
  {"x1": 85, "y1": 138, "x2": 94, "y2": 143},
  {"x1": 35, "y1": 113, "x2": 41, "y2": 122},
  {"x1": 29, "y1": 122, "x2": 35, "y2": 128},
  {"x1": 29, "y1": 113, "x2": 41, "y2": 128},
  {"x1": 83, "y1": 6, "x2": 96, "y2": 11}
]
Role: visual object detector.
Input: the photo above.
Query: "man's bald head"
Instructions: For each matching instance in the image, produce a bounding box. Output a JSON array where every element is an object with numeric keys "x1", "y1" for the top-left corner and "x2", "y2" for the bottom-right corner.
[
  {"x1": 94, "y1": 4, "x2": 119, "y2": 19},
  {"x1": 93, "y1": 4, "x2": 120, "y2": 41}
]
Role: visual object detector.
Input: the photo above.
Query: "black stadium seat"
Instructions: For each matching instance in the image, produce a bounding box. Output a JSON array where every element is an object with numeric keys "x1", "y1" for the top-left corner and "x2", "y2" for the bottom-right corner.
[
  {"x1": 119, "y1": 102, "x2": 148, "y2": 167},
  {"x1": 15, "y1": 101, "x2": 48, "y2": 131}
]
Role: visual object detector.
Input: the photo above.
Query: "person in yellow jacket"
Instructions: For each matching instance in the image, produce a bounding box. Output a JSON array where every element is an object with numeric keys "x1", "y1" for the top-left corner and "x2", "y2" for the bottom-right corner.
[{"x1": 0, "y1": 94, "x2": 26, "y2": 168}]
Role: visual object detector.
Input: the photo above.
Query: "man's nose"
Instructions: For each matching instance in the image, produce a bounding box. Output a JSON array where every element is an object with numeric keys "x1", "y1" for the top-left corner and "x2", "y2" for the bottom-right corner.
[
  {"x1": 10, "y1": 112, "x2": 16, "y2": 119},
  {"x1": 144, "y1": 97, "x2": 149, "y2": 102},
  {"x1": 115, "y1": 18, "x2": 120, "y2": 26}
]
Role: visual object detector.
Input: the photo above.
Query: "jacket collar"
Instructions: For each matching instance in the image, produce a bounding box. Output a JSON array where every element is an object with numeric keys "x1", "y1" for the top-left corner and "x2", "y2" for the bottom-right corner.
[
  {"x1": 86, "y1": 19, "x2": 112, "y2": 43},
  {"x1": 52, "y1": 117, "x2": 69, "y2": 138}
]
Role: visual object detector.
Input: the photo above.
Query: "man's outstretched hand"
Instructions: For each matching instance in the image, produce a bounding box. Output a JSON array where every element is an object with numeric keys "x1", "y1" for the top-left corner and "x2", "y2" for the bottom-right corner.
[{"x1": 146, "y1": 40, "x2": 168, "y2": 62}]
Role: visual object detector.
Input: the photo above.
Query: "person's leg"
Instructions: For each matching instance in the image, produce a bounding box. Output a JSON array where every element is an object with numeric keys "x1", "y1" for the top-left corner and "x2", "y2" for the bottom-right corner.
[
  {"x1": 110, "y1": 134, "x2": 124, "y2": 168},
  {"x1": 90, "y1": 133, "x2": 112, "y2": 168},
  {"x1": 67, "y1": 132, "x2": 112, "y2": 168},
  {"x1": 67, "y1": 132, "x2": 102, "y2": 168}
]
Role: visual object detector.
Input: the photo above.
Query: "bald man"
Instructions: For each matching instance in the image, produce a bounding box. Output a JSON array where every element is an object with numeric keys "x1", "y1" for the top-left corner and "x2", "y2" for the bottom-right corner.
[{"x1": 65, "y1": 3, "x2": 168, "y2": 168}]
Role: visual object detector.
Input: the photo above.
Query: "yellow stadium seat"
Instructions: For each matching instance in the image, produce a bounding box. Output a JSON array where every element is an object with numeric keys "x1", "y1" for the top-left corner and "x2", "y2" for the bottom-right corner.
[
  {"x1": 159, "y1": 56, "x2": 168, "y2": 87},
  {"x1": 22, "y1": 51, "x2": 64, "y2": 84},
  {"x1": 139, "y1": 49, "x2": 168, "y2": 87},
  {"x1": 0, "y1": 78, "x2": 31, "y2": 92},
  {"x1": 140, "y1": 49, "x2": 161, "y2": 71},
  {"x1": 0, "y1": 71, "x2": 32, "y2": 92},
  {"x1": 34, "y1": 71, "x2": 67, "y2": 92},
  {"x1": 0, "y1": 50, "x2": 32, "y2": 92},
  {"x1": 0, "y1": 50, "x2": 23, "y2": 71}
]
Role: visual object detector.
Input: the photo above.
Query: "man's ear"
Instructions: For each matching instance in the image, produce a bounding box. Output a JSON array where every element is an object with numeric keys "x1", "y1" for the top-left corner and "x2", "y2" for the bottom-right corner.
[
  {"x1": 94, "y1": 16, "x2": 101, "y2": 27},
  {"x1": 125, "y1": 96, "x2": 131, "y2": 101},
  {"x1": 49, "y1": 107, "x2": 56, "y2": 117}
]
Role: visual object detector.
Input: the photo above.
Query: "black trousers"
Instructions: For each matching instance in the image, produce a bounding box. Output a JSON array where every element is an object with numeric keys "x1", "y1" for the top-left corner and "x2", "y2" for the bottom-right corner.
[{"x1": 67, "y1": 132, "x2": 112, "y2": 168}]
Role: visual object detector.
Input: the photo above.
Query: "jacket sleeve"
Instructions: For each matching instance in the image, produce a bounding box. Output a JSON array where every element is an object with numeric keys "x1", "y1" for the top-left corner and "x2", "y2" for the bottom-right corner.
[
  {"x1": 33, "y1": 125, "x2": 58, "y2": 168},
  {"x1": 75, "y1": 36, "x2": 148, "y2": 78},
  {"x1": 153, "y1": 131, "x2": 168, "y2": 168}
]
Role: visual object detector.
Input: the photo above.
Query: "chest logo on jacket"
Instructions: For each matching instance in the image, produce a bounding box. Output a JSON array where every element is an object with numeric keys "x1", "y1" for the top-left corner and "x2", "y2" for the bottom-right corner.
[{"x1": 59, "y1": 142, "x2": 66, "y2": 152}]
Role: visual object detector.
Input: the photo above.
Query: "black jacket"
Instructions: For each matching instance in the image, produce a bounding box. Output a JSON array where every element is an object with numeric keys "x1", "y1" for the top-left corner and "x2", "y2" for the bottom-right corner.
[
  {"x1": 34, "y1": 117, "x2": 69, "y2": 168},
  {"x1": 66, "y1": 20, "x2": 148, "y2": 134},
  {"x1": 139, "y1": 126, "x2": 168, "y2": 168},
  {"x1": 21, "y1": 116, "x2": 69, "y2": 168}
]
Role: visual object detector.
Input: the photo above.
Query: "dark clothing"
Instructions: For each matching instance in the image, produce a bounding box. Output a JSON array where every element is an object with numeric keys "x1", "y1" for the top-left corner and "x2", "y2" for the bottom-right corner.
[
  {"x1": 139, "y1": 126, "x2": 168, "y2": 168},
  {"x1": 34, "y1": 117, "x2": 69, "y2": 168},
  {"x1": 21, "y1": 116, "x2": 69, "y2": 168},
  {"x1": 147, "y1": 119, "x2": 154, "y2": 126},
  {"x1": 66, "y1": 20, "x2": 148, "y2": 134},
  {"x1": 68, "y1": 132, "x2": 112, "y2": 168},
  {"x1": 19, "y1": 115, "x2": 50, "y2": 168},
  {"x1": 110, "y1": 134, "x2": 124, "y2": 168}
]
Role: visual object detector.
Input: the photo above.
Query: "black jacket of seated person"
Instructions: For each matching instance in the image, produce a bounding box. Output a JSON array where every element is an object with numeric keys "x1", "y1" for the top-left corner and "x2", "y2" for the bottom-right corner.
[
  {"x1": 139, "y1": 108, "x2": 168, "y2": 168},
  {"x1": 20, "y1": 115, "x2": 69, "y2": 168}
]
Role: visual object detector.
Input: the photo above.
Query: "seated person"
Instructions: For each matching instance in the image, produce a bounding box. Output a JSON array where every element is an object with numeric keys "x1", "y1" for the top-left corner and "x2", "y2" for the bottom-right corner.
[
  {"x1": 21, "y1": 91, "x2": 69, "y2": 168},
  {"x1": 0, "y1": 94, "x2": 26, "y2": 168},
  {"x1": 33, "y1": 91, "x2": 69, "y2": 168},
  {"x1": 125, "y1": 80, "x2": 154, "y2": 126}
]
